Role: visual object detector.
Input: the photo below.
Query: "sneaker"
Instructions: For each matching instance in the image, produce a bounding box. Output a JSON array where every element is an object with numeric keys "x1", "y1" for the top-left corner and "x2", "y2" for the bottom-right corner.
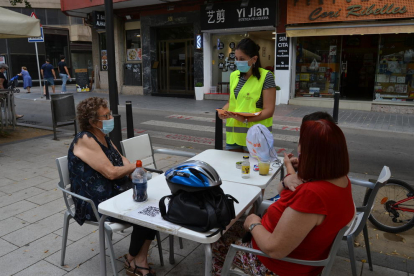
[
  {"x1": 267, "y1": 194, "x2": 280, "y2": 202},
  {"x1": 16, "y1": 114, "x2": 24, "y2": 119}
]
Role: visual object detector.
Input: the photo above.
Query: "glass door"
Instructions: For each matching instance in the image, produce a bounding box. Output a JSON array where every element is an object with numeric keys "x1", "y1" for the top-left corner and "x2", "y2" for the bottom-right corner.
[{"x1": 158, "y1": 39, "x2": 194, "y2": 95}]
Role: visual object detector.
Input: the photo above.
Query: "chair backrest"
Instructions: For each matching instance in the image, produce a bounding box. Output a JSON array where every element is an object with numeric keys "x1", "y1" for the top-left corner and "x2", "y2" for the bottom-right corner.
[
  {"x1": 347, "y1": 166, "x2": 391, "y2": 237},
  {"x1": 120, "y1": 134, "x2": 157, "y2": 169},
  {"x1": 56, "y1": 156, "x2": 75, "y2": 217}
]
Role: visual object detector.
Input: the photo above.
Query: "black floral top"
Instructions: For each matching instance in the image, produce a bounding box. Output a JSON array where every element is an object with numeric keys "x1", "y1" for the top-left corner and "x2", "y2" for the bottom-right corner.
[{"x1": 68, "y1": 131, "x2": 127, "y2": 225}]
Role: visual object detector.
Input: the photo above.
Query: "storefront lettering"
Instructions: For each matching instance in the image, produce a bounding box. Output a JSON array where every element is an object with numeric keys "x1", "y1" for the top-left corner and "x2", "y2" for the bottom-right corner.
[
  {"x1": 346, "y1": 4, "x2": 407, "y2": 17},
  {"x1": 309, "y1": 3, "x2": 407, "y2": 21},
  {"x1": 309, "y1": 7, "x2": 341, "y2": 20},
  {"x1": 237, "y1": 7, "x2": 269, "y2": 18},
  {"x1": 207, "y1": 9, "x2": 225, "y2": 24}
]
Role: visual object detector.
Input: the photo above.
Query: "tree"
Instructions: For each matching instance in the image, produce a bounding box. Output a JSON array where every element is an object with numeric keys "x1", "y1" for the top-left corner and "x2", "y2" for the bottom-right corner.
[{"x1": 9, "y1": 0, "x2": 31, "y2": 8}]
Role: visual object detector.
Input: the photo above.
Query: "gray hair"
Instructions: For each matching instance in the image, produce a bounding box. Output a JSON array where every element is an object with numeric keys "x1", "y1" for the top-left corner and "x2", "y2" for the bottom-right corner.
[{"x1": 0, "y1": 64, "x2": 9, "y2": 70}]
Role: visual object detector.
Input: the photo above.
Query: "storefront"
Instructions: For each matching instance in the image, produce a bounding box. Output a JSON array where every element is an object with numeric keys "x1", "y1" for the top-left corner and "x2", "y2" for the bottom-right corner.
[
  {"x1": 284, "y1": 0, "x2": 414, "y2": 110},
  {"x1": 200, "y1": 0, "x2": 277, "y2": 99}
]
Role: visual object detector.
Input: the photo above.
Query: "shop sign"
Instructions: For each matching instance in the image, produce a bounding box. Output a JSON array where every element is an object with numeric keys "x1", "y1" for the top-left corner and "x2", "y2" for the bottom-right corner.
[
  {"x1": 275, "y1": 34, "x2": 289, "y2": 71},
  {"x1": 287, "y1": 0, "x2": 414, "y2": 24},
  {"x1": 93, "y1": 11, "x2": 106, "y2": 29},
  {"x1": 201, "y1": 0, "x2": 276, "y2": 31}
]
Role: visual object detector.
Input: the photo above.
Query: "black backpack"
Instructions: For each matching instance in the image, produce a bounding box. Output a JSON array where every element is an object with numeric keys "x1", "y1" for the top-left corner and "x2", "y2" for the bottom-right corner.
[{"x1": 159, "y1": 186, "x2": 238, "y2": 237}]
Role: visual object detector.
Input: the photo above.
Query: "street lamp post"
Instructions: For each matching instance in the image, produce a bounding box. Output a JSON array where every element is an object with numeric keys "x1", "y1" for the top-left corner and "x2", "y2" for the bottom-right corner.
[{"x1": 104, "y1": 0, "x2": 122, "y2": 150}]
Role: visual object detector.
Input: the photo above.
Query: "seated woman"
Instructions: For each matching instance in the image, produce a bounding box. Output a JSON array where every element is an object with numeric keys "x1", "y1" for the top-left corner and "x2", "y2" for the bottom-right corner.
[
  {"x1": 68, "y1": 97, "x2": 155, "y2": 276},
  {"x1": 212, "y1": 119, "x2": 355, "y2": 276}
]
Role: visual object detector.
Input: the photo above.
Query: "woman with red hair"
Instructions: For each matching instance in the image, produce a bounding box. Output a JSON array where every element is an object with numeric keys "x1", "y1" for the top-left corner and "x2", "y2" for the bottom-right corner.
[{"x1": 212, "y1": 119, "x2": 355, "y2": 276}]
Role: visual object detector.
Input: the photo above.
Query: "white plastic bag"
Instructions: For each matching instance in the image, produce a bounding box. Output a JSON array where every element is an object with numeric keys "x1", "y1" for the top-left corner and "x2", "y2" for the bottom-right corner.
[{"x1": 246, "y1": 124, "x2": 278, "y2": 162}]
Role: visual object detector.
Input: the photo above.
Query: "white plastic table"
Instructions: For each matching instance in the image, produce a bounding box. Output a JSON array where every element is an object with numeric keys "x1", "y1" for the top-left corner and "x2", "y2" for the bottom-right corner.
[
  {"x1": 98, "y1": 175, "x2": 261, "y2": 276},
  {"x1": 190, "y1": 149, "x2": 284, "y2": 189}
]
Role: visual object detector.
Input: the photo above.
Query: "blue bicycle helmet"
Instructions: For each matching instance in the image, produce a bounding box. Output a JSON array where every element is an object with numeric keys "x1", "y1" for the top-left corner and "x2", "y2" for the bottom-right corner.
[{"x1": 165, "y1": 160, "x2": 222, "y2": 193}]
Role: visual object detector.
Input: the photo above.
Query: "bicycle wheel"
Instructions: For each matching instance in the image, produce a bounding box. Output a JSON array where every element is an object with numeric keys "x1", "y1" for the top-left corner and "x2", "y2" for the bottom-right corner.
[{"x1": 364, "y1": 179, "x2": 414, "y2": 233}]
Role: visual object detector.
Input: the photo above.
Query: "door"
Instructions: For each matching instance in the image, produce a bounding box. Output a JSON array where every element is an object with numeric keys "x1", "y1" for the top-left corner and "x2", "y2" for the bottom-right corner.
[
  {"x1": 158, "y1": 39, "x2": 194, "y2": 95},
  {"x1": 340, "y1": 35, "x2": 379, "y2": 100}
]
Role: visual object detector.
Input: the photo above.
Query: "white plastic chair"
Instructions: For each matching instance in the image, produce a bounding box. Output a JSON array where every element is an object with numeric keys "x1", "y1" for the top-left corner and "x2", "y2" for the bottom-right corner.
[
  {"x1": 120, "y1": 133, "x2": 196, "y2": 264},
  {"x1": 221, "y1": 224, "x2": 349, "y2": 276},
  {"x1": 346, "y1": 166, "x2": 391, "y2": 276},
  {"x1": 56, "y1": 156, "x2": 165, "y2": 276}
]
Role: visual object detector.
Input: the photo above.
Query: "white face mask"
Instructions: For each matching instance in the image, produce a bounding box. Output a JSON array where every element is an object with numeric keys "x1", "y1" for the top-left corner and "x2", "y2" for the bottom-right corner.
[{"x1": 96, "y1": 118, "x2": 114, "y2": 134}]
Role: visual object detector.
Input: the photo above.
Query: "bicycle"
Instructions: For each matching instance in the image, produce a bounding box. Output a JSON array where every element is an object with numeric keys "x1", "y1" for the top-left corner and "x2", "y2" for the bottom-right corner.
[{"x1": 363, "y1": 178, "x2": 414, "y2": 233}]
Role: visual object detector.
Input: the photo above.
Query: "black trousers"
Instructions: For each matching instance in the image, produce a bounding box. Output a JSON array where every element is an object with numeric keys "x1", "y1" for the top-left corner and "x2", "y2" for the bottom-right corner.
[{"x1": 108, "y1": 217, "x2": 156, "y2": 256}]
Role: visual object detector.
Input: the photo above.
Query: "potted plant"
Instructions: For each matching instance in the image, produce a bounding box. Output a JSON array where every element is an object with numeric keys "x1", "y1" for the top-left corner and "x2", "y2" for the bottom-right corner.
[{"x1": 195, "y1": 82, "x2": 204, "y2": 100}]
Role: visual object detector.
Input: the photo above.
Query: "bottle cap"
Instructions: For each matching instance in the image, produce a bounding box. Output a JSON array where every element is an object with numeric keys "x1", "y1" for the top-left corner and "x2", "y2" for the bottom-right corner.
[
  {"x1": 136, "y1": 160, "x2": 142, "y2": 167},
  {"x1": 243, "y1": 155, "x2": 249, "y2": 159}
]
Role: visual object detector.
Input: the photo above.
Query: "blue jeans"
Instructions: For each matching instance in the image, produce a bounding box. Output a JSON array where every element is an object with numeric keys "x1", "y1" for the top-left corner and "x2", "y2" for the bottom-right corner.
[{"x1": 60, "y1": 73, "x2": 68, "y2": 92}]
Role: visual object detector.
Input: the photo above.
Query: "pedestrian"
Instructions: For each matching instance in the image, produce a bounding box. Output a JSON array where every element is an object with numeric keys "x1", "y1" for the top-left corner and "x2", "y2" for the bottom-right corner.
[
  {"x1": 0, "y1": 63, "x2": 24, "y2": 119},
  {"x1": 18, "y1": 66, "x2": 32, "y2": 93},
  {"x1": 58, "y1": 55, "x2": 71, "y2": 93},
  {"x1": 218, "y1": 38, "x2": 277, "y2": 152},
  {"x1": 41, "y1": 58, "x2": 56, "y2": 96}
]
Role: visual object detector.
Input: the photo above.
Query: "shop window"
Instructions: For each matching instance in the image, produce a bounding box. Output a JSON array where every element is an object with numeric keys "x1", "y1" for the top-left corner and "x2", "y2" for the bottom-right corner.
[
  {"x1": 99, "y1": 33, "x2": 107, "y2": 71},
  {"x1": 125, "y1": 30, "x2": 142, "y2": 62},
  {"x1": 375, "y1": 34, "x2": 414, "y2": 102},
  {"x1": 295, "y1": 36, "x2": 341, "y2": 98}
]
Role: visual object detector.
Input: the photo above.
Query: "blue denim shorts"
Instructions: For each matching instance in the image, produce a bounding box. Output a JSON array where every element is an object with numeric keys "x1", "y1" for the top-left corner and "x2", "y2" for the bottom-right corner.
[
  {"x1": 45, "y1": 77, "x2": 54, "y2": 86},
  {"x1": 225, "y1": 143, "x2": 249, "y2": 152}
]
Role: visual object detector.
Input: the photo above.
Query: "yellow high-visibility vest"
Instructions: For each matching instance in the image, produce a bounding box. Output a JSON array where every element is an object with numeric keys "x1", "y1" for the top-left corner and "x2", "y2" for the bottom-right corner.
[{"x1": 226, "y1": 68, "x2": 273, "y2": 146}]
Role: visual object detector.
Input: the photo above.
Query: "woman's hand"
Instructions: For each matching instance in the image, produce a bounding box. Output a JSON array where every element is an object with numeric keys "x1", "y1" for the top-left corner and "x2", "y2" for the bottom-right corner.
[
  {"x1": 283, "y1": 152, "x2": 292, "y2": 167},
  {"x1": 284, "y1": 174, "x2": 304, "y2": 192},
  {"x1": 244, "y1": 214, "x2": 262, "y2": 231},
  {"x1": 226, "y1": 112, "x2": 246, "y2": 123},
  {"x1": 218, "y1": 111, "x2": 229, "y2": 120}
]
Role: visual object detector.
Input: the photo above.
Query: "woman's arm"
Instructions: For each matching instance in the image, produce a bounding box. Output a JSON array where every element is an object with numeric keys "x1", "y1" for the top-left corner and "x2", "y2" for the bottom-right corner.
[
  {"x1": 0, "y1": 78, "x2": 4, "y2": 89},
  {"x1": 73, "y1": 135, "x2": 135, "y2": 180},
  {"x1": 110, "y1": 140, "x2": 131, "y2": 166},
  {"x1": 245, "y1": 208, "x2": 324, "y2": 259},
  {"x1": 218, "y1": 102, "x2": 230, "y2": 120}
]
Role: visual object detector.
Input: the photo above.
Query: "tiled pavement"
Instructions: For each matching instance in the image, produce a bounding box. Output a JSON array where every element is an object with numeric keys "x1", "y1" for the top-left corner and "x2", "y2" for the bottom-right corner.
[{"x1": 1, "y1": 133, "x2": 414, "y2": 275}]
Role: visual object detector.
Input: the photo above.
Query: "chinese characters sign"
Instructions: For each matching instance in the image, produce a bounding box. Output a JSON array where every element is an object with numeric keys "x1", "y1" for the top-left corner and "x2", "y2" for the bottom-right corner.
[
  {"x1": 201, "y1": 0, "x2": 276, "y2": 31},
  {"x1": 287, "y1": 0, "x2": 414, "y2": 24}
]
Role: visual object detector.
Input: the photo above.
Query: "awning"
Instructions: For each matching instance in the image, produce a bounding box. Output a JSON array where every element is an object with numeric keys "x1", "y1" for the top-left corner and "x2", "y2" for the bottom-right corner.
[
  {"x1": 0, "y1": 7, "x2": 41, "y2": 38},
  {"x1": 286, "y1": 20, "x2": 414, "y2": 37}
]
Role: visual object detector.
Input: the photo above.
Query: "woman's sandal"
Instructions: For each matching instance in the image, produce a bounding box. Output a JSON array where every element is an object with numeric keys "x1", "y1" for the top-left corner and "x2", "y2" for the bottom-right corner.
[{"x1": 123, "y1": 255, "x2": 156, "y2": 276}]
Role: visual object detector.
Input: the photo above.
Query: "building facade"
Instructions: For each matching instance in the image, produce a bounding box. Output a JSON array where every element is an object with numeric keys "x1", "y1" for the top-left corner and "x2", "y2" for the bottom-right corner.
[
  {"x1": 60, "y1": 0, "x2": 281, "y2": 99},
  {"x1": 281, "y1": 0, "x2": 414, "y2": 112},
  {"x1": 0, "y1": 0, "x2": 92, "y2": 84}
]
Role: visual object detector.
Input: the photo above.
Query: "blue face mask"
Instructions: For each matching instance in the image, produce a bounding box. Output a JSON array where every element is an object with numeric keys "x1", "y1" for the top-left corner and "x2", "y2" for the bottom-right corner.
[
  {"x1": 97, "y1": 118, "x2": 114, "y2": 134},
  {"x1": 235, "y1": 59, "x2": 252, "y2": 73}
]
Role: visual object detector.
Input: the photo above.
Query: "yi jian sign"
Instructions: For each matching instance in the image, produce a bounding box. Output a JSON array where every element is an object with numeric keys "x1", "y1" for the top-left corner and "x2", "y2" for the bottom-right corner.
[
  {"x1": 201, "y1": 0, "x2": 276, "y2": 31},
  {"x1": 287, "y1": 0, "x2": 414, "y2": 24}
]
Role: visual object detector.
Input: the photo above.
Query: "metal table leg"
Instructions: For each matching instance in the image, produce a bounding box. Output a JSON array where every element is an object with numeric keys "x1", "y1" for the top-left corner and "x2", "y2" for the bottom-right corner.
[
  {"x1": 204, "y1": 244, "x2": 212, "y2": 276},
  {"x1": 99, "y1": 215, "x2": 108, "y2": 276},
  {"x1": 169, "y1": 235, "x2": 175, "y2": 264}
]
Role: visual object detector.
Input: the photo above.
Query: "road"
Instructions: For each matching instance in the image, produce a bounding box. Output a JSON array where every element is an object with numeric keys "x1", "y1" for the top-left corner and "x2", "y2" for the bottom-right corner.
[{"x1": 12, "y1": 90, "x2": 414, "y2": 183}]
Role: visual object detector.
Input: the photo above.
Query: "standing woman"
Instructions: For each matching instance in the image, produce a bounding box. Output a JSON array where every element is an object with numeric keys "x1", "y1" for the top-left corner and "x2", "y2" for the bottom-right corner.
[
  {"x1": 218, "y1": 38, "x2": 276, "y2": 152},
  {"x1": 18, "y1": 66, "x2": 32, "y2": 93}
]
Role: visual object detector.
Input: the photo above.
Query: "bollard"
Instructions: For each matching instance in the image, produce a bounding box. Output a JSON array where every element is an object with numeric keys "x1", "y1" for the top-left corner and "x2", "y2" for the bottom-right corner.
[
  {"x1": 45, "y1": 80, "x2": 50, "y2": 100},
  {"x1": 215, "y1": 110, "x2": 223, "y2": 150},
  {"x1": 333, "y1": 91, "x2": 340, "y2": 124},
  {"x1": 126, "y1": 101, "x2": 134, "y2": 139}
]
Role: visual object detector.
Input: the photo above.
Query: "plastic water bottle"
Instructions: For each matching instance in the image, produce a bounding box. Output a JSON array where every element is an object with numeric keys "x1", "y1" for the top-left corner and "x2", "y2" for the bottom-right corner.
[
  {"x1": 132, "y1": 160, "x2": 148, "y2": 202},
  {"x1": 241, "y1": 155, "x2": 250, "y2": 179}
]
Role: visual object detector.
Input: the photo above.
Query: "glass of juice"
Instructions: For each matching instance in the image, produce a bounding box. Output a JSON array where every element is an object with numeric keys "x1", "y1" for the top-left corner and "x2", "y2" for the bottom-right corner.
[{"x1": 258, "y1": 160, "x2": 271, "y2": 176}]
